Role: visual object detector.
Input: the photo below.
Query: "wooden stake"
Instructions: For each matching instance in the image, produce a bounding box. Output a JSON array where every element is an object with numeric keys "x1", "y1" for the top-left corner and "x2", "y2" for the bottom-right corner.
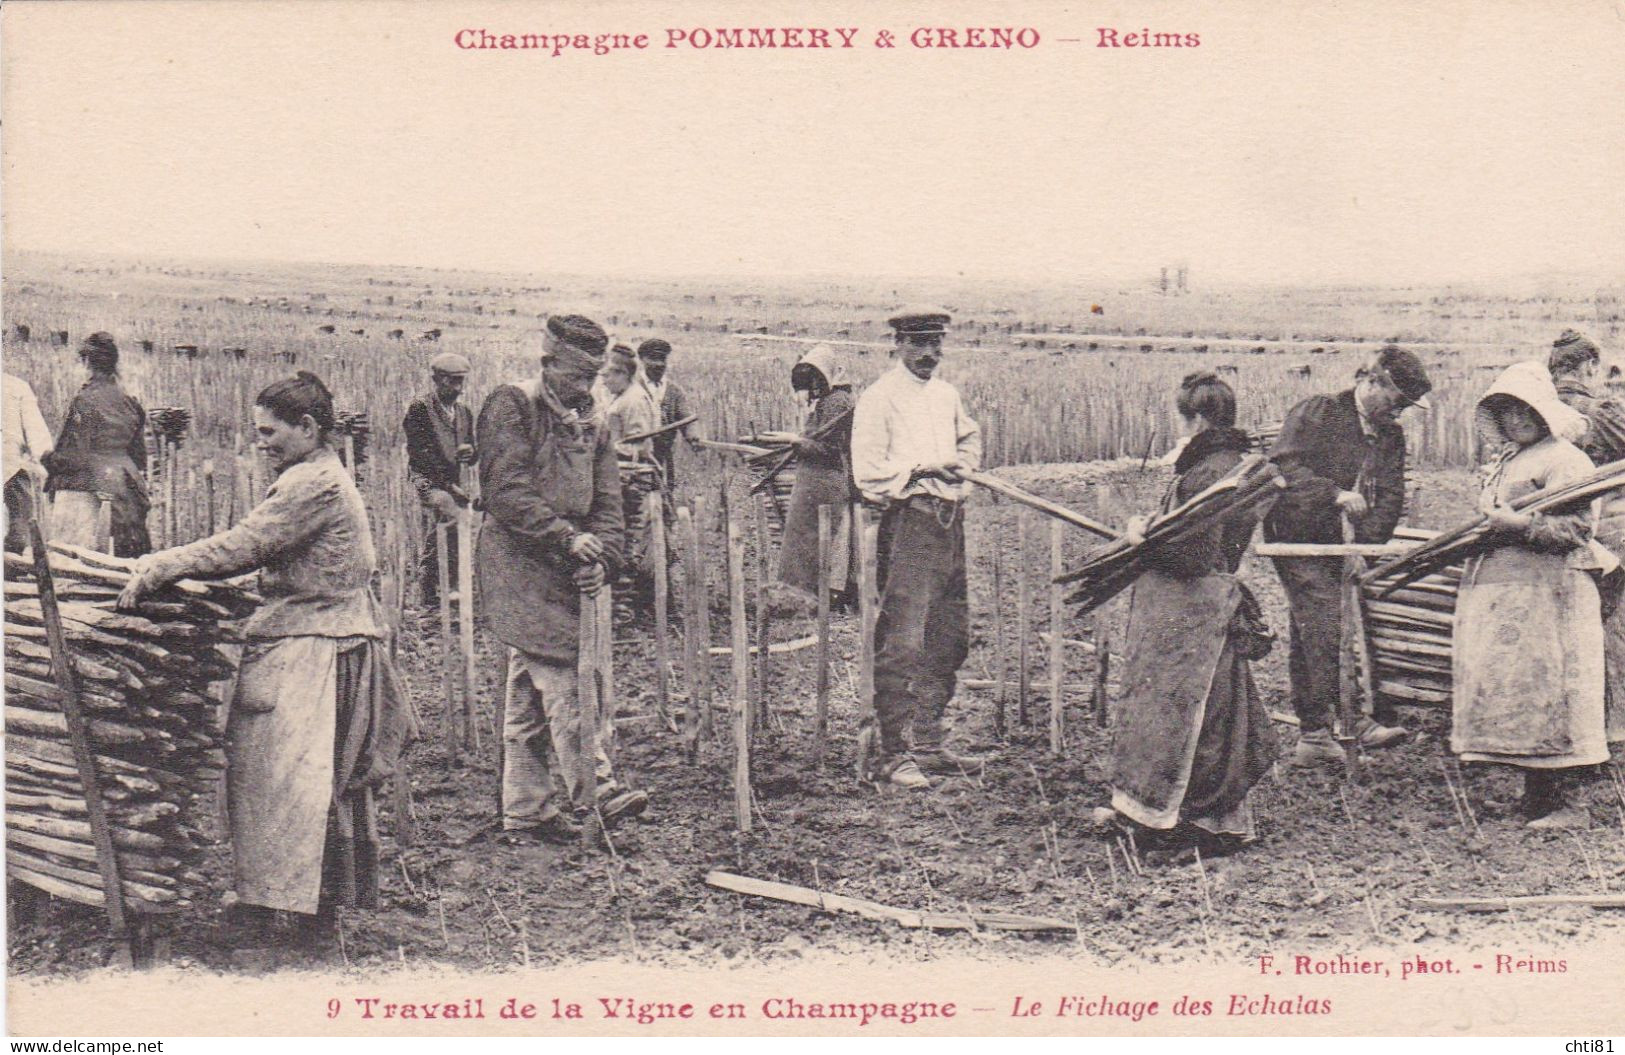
[
  {"x1": 596, "y1": 586, "x2": 615, "y2": 759},
  {"x1": 435, "y1": 521, "x2": 459, "y2": 756},
  {"x1": 1094, "y1": 622, "x2": 1111, "y2": 727},
  {"x1": 990, "y1": 508, "x2": 1008, "y2": 739},
  {"x1": 95, "y1": 495, "x2": 113, "y2": 555},
  {"x1": 1049, "y1": 519, "x2": 1065, "y2": 755},
  {"x1": 648, "y1": 491, "x2": 673, "y2": 729},
  {"x1": 854, "y1": 503, "x2": 879, "y2": 777},
  {"x1": 726, "y1": 496, "x2": 752, "y2": 833},
  {"x1": 1016, "y1": 509, "x2": 1031, "y2": 725},
  {"x1": 26, "y1": 520, "x2": 128, "y2": 937},
  {"x1": 576, "y1": 587, "x2": 603, "y2": 851},
  {"x1": 1338, "y1": 516, "x2": 1367, "y2": 783},
  {"x1": 814, "y1": 505, "x2": 832, "y2": 766},
  {"x1": 202, "y1": 459, "x2": 216, "y2": 536},
  {"x1": 457, "y1": 470, "x2": 478, "y2": 753},
  {"x1": 164, "y1": 442, "x2": 178, "y2": 549},
  {"x1": 679, "y1": 500, "x2": 708, "y2": 762},
  {"x1": 752, "y1": 490, "x2": 773, "y2": 730}
]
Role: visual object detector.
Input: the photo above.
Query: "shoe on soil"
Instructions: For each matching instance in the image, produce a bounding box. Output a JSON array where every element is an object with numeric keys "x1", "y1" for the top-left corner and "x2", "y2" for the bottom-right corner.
[
  {"x1": 1352, "y1": 716, "x2": 1409, "y2": 749},
  {"x1": 1088, "y1": 807, "x2": 1124, "y2": 831},
  {"x1": 913, "y1": 746, "x2": 986, "y2": 776},
  {"x1": 499, "y1": 814, "x2": 581, "y2": 846},
  {"x1": 887, "y1": 759, "x2": 932, "y2": 790},
  {"x1": 1526, "y1": 805, "x2": 1590, "y2": 830},
  {"x1": 1288, "y1": 728, "x2": 1346, "y2": 767},
  {"x1": 599, "y1": 789, "x2": 649, "y2": 827}
]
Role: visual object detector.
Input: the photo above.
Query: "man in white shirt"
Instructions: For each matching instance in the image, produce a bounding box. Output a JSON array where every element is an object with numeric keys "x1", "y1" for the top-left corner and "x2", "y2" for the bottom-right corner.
[
  {"x1": 850, "y1": 306, "x2": 985, "y2": 788},
  {"x1": 4, "y1": 372, "x2": 53, "y2": 552}
]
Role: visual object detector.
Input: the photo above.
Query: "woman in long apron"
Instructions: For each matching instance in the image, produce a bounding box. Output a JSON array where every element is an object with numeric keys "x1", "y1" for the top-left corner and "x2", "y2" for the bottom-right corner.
[
  {"x1": 1095, "y1": 371, "x2": 1278, "y2": 856},
  {"x1": 120, "y1": 371, "x2": 416, "y2": 945},
  {"x1": 44, "y1": 332, "x2": 152, "y2": 557},
  {"x1": 1453, "y1": 361, "x2": 1609, "y2": 829},
  {"x1": 766, "y1": 344, "x2": 858, "y2": 605}
]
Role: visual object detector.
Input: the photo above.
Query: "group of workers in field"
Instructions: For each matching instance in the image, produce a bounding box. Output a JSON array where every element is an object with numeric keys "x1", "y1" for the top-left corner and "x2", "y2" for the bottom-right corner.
[{"x1": 4, "y1": 314, "x2": 1619, "y2": 950}]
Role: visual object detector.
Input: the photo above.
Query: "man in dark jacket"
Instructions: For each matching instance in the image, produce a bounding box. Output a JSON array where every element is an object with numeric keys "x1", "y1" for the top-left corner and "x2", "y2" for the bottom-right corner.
[
  {"x1": 477, "y1": 315, "x2": 648, "y2": 844},
  {"x1": 1266, "y1": 346, "x2": 1432, "y2": 766},
  {"x1": 402, "y1": 352, "x2": 476, "y2": 607}
]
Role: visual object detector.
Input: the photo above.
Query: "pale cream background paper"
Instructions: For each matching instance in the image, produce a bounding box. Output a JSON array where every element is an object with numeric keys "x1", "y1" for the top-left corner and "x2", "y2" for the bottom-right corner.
[{"x1": 4, "y1": 0, "x2": 1624, "y2": 1038}]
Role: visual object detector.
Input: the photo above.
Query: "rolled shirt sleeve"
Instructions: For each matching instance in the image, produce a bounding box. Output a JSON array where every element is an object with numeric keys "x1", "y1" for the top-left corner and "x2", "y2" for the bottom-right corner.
[{"x1": 143, "y1": 460, "x2": 332, "y2": 584}]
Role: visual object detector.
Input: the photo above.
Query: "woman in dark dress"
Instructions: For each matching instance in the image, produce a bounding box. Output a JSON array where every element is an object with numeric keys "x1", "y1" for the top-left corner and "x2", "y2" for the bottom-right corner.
[
  {"x1": 766, "y1": 344, "x2": 858, "y2": 603},
  {"x1": 44, "y1": 332, "x2": 151, "y2": 556},
  {"x1": 1095, "y1": 371, "x2": 1278, "y2": 855}
]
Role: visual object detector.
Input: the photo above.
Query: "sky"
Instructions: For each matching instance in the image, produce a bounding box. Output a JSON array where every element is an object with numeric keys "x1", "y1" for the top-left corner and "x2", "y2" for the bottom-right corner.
[{"x1": 4, "y1": 0, "x2": 1623, "y2": 287}]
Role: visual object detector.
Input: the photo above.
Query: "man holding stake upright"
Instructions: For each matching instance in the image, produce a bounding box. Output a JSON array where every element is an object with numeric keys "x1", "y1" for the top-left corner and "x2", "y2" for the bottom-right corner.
[
  {"x1": 402, "y1": 352, "x2": 476, "y2": 608},
  {"x1": 636, "y1": 339, "x2": 704, "y2": 492},
  {"x1": 477, "y1": 314, "x2": 648, "y2": 844},
  {"x1": 1266, "y1": 346, "x2": 1432, "y2": 766},
  {"x1": 851, "y1": 305, "x2": 985, "y2": 789}
]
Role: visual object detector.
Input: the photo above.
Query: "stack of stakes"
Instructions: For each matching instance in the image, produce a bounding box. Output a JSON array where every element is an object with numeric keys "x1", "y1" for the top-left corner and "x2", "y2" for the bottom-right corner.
[
  {"x1": 738, "y1": 432, "x2": 796, "y2": 538},
  {"x1": 1057, "y1": 455, "x2": 1286, "y2": 612},
  {"x1": 147, "y1": 407, "x2": 192, "y2": 452},
  {"x1": 1361, "y1": 526, "x2": 1457, "y2": 706},
  {"x1": 4, "y1": 540, "x2": 257, "y2": 912},
  {"x1": 335, "y1": 409, "x2": 371, "y2": 481},
  {"x1": 1358, "y1": 455, "x2": 1625, "y2": 707}
]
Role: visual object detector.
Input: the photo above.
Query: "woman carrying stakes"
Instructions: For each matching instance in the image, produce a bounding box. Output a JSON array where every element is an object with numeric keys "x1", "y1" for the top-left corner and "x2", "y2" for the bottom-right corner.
[
  {"x1": 762, "y1": 344, "x2": 859, "y2": 607},
  {"x1": 1453, "y1": 361, "x2": 1611, "y2": 829},
  {"x1": 1094, "y1": 371, "x2": 1278, "y2": 858}
]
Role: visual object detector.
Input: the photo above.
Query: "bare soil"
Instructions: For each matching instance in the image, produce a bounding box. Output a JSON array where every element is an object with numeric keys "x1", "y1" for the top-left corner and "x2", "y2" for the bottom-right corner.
[{"x1": 9, "y1": 463, "x2": 1625, "y2": 975}]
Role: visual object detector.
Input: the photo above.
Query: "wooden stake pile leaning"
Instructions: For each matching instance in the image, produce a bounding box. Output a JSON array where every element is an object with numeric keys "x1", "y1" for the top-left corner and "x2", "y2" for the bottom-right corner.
[
  {"x1": 1361, "y1": 527, "x2": 1458, "y2": 707},
  {"x1": 4, "y1": 540, "x2": 258, "y2": 912}
]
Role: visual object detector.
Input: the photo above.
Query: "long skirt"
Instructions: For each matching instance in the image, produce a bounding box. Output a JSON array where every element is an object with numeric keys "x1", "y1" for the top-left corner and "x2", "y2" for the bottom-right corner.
[
  {"x1": 229, "y1": 635, "x2": 410, "y2": 913},
  {"x1": 1111, "y1": 570, "x2": 1277, "y2": 836},
  {"x1": 1452, "y1": 547, "x2": 1608, "y2": 768},
  {"x1": 778, "y1": 462, "x2": 853, "y2": 597}
]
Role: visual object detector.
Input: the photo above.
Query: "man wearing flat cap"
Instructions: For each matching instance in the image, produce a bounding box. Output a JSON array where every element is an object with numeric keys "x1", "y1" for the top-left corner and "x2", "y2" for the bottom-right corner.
[
  {"x1": 1266, "y1": 345, "x2": 1433, "y2": 767},
  {"x1": 476, "y1": 314, "x2": 648, "y2": 844},
  {"x1": 850, "y1": 305, "x2": 986, "y2": 789},
  {"x1": 635, "y1": 339, "x2": 703, "y2": 492},
  {"x1": 403, "y1": 351, "x2": 476, "y2": 607}
]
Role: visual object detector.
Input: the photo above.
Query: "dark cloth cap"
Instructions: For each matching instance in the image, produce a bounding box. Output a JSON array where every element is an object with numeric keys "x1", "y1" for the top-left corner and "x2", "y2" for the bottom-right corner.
[
  {"x1": 609, "y1": 344, "x2": 638, "y2": 370},
  {"x1": 887, "y1": 305, "x2": 951, "y2": 335},
  {"x1": 546, "y1": 314, "x2": 609, "y2": 358},
  {"x1": 1375, "y1": 345, "x2": 1432, "y2": 408},
  {"x1": 637, "y1": 338, "x2": 672, "y2": 360}
]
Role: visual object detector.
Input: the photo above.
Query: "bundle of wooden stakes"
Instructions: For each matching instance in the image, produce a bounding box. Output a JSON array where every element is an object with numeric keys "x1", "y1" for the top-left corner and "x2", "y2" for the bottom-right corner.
[
  {"x1": 1364, "y1": 456, "x2": 1625, "y2": 596},
  {"x1": 737, "y1": 432, "x2": 796, "y2": 537},
  {"x1": 4, "y1": 540, "x2": 257, "y2": 913},
  {"x1": 1361, "y1": 527, "x2": 1458, "y2": 707},
  {"x1": 1055, "y1": 455, "x2": 1287, "y2": 612}
]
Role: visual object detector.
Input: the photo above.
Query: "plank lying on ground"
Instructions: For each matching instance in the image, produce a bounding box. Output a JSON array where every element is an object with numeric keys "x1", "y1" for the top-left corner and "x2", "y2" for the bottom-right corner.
[
  {"x1": 705, "y1": 870, "x2": 1074, "y2": 933},
  {"x1": 706, "y1": 633, "x2": 818, "y2": 657},
  {"x1": 1410, "y1": 894, "x2": 1625, "y2": 912}
]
